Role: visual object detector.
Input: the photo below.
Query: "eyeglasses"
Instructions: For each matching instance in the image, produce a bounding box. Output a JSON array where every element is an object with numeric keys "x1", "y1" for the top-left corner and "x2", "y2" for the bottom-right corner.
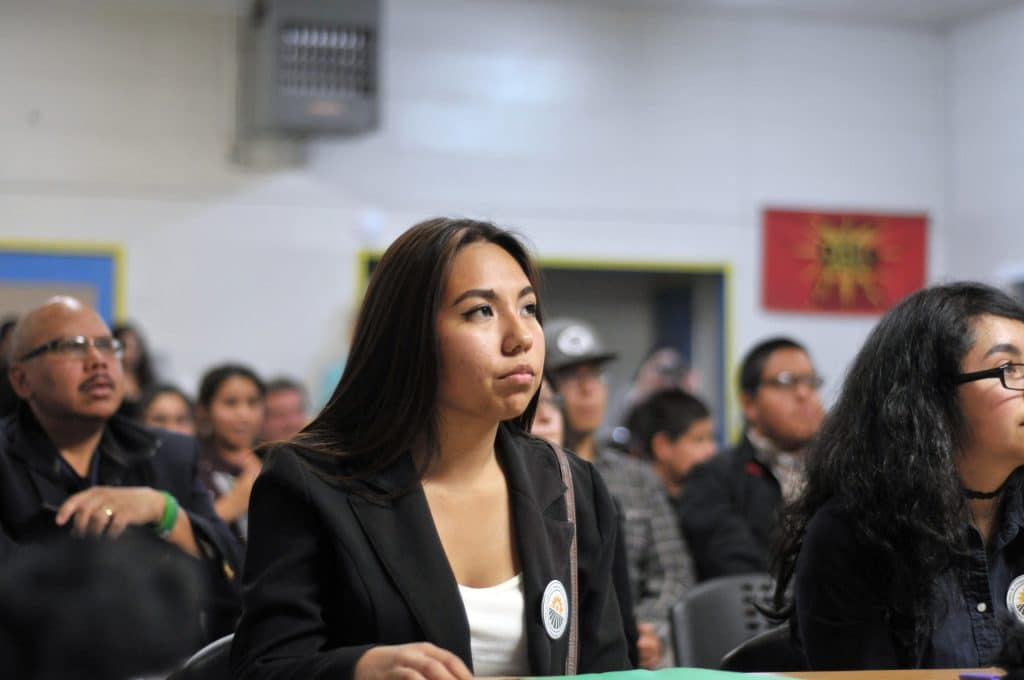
[
  {"x1": 955, "y1": 363, "x2": 1024, "y2": 391},
  {"x1": 18, "y1": 335, "x2": 125, "y2": 362},
  {"x1": 761, "y1": 372, "x2": 824, "y2": 391}
]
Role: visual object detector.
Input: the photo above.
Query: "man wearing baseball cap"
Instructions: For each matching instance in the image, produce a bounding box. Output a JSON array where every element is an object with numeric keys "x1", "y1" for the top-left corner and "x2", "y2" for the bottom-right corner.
[{"x1": 545, "y1": 318, "x2": 694, "y2": 669}]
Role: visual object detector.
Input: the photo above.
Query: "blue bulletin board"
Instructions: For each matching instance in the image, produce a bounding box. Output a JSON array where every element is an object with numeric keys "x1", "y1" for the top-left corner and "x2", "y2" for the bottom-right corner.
[{"x1": 0, "y1": 242, "x2": 125, "y2": 324}]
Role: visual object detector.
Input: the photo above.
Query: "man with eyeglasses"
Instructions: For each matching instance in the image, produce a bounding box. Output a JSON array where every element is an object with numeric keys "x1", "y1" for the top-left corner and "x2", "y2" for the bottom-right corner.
[
  {"x1": 0, "y1": 296, "x2": 242, "y2": 641},
  {"x1": 680, "y1": 336, "x2": 825, "y2": 581},
  {"x1": 546, "y1": 317, "x2": 694, "y2": 669}
]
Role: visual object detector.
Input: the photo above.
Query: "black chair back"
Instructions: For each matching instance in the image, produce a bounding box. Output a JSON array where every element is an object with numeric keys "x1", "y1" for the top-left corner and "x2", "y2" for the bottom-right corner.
[
  {"x1": 166, "y1": 633, "x2": 233, "y2": 680},
  {"x1": 720, "y1": 624, "x2": 806, "y2": 672},
  {"x1": 670, "y1": 572, "x2": 775, "y2": 668}
]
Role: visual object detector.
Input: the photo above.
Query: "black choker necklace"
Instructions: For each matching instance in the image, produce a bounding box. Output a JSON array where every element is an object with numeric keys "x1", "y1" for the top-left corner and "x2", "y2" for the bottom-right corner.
[{"x1": 962, "y1": 479, "x2": 1009, "y2": 500}]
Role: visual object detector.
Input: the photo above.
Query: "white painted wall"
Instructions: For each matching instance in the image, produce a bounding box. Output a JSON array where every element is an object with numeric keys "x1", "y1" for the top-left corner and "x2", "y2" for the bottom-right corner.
[
  {"x1": 0, "y1": 0, "x2": 951, "y2": 425},
  {"x1": 947, "y1": 2, "x2": 1024, "y2": 285}
]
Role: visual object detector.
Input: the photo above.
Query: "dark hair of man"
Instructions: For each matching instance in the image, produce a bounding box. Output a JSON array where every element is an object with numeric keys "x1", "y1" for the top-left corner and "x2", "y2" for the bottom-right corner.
[
  {"x1": 288, "y1": 218, "x2": 543, "y2": 491},
  {"x1": 197, "y1": 364, "x2": 267, "y2": 409},
  {"x1": 771, "y1": 281, "x2": 1024, "y2": 658},
  {"x1": 112, "y1": 322, "x2": 158, "y2": 392},
  {"x1": 738, "y1": 336, "x2": 807, "y2": 396},
  {"x1": 139, "y1": 383, "x2": 195, "y2": 415},
  {"x1": 0, "y1": 537, "x2": 203, "y2": 680},
  {"x1": 625, "y1": 388, "x2": 710, "y2": 460}
]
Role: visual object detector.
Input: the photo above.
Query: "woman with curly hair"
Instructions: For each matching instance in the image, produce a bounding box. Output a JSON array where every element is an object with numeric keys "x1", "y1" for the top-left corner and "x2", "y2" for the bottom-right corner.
[{"x1": 772, "y1": 281, "x2": 1024, "y2": 669}]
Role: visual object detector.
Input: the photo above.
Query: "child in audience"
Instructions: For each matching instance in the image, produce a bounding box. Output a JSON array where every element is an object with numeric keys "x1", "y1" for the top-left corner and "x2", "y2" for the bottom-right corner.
[
  {"x1": 196, "y1": 364, "x2": 265, "y2": 541},
  {"x1": 626, "y1": 388, "x2": 717, "y2": 517},
  {"x1": 231, "y1": 218, "x2": 630, "y2": 680},
  {"x1": 140, "y1": 384, "x2": 196, "y2": 437},
  {"x1": 773, "y1": 282, "x2": 1024, "y2": 669},
  {"x1": 531, "y1": 377, "x2": 565, "y2": 449}
]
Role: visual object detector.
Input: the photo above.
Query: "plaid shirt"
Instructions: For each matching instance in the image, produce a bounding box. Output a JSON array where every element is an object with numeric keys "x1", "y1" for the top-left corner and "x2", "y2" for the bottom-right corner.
[{"x1": 594, "y1": 447, "x2": 695, "y2": 649}]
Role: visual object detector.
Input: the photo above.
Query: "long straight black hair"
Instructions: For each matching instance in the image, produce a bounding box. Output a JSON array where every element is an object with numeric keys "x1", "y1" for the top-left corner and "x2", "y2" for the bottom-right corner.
[
  {"x1": 291, "y1": 217, "x2": 544, "y2": 484},
  {"x1": 772, "y1": 281, "x2": 1024, "y2": 658}
]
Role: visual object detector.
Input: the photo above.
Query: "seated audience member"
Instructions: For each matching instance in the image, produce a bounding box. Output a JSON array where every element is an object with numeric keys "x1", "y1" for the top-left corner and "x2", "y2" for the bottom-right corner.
[
  {"x1": 261, "y1": 376, "x2": 308, "y2": 442},
  {"x1": 231, "y1": 219, "x2": 630, "y2": 680},
  {"x1": 680, "y1": 337, "x2": 824, "y2": 581},
  {"x1": 546, "y1": 318, "x2": 694, "y2": 669},
  {"x1": 0, "y1": 537, "x2": 203, "y2": 680},
  {"x1": 626, "y1": 388, "x2": 717, "y2": 526},
  {"x1": 140, "y1": 384, "x2": 196, "y2": 437},
  {"x1": 0, "y1": 297, "x2": 242, "y2": 641},
  {"x1": 530, "y1": 377, "x2": 564, "y2": 449},
  {"x1": 196, "y1": 364, "x2": 265, "y2": 541},
  {"x1": 0, "y1": 316, "x2": 17, "y2": 352},
  {"x1": 0, "y1": 316, "x2": 20, "y2": 419},
  {"x1": 773, "y1": 282, "x2": 1024, "y2": 670},
  {"x1": 112, "y1": 322, "x2": 157, "y2": 421}
]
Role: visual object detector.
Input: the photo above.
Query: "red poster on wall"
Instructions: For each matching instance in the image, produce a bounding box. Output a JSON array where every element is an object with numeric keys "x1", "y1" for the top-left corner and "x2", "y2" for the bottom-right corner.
[{"x1": 762, "y1": 209, "x2": 927, "y2": 314}]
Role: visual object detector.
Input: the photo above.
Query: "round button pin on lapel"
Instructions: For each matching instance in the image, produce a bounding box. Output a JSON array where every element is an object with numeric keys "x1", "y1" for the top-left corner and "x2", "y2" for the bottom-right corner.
[
  {"x1": 541, "y1": 580, "x2": 569, "y2": 640},
  {"x1": 1006, "y1": 574, "x2": 1024, "y2": 622}
]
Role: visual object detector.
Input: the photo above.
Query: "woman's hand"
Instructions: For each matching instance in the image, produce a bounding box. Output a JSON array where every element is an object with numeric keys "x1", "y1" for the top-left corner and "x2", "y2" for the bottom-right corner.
[
  {"x1": 214, "y1": 452, "x2": 262, "y2": 522},
  {"x1": 354, "y1": 643, "x2": 473, "y2": 680}
]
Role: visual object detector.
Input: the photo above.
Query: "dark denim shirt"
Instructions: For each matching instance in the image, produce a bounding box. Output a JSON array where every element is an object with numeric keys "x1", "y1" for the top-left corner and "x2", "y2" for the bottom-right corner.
[{"x1": 794, "y1": 477, "x2": 1024, "y2": 670}]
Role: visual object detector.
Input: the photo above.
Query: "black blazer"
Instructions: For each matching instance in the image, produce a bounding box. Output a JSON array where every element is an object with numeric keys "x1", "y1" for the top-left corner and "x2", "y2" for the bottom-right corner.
[
  {"x1": 0, "y1": 408, "x2": 243, "y2": 640},
  {"x1": 231, "y1": 424, "x2": 631, "y2": 680},
  {"x1": 678, "y1": 435, "x2": 782, "y2": 581}
]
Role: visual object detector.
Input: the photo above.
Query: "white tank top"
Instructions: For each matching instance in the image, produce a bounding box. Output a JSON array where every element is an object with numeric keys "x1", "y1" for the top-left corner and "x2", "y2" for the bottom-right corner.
[{"x1": 457, "y1": 573, "x2": 530, "y2": 677}]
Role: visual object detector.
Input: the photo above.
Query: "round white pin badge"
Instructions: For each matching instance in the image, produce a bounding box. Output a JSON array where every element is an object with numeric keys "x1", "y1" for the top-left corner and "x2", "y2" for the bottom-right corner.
[
  {"x1": 541, "y1": 580, "x2": 569, "y2": 640},
  {"x1": 1007, "y1": 574, "x2": 1024, "y2": 623}
]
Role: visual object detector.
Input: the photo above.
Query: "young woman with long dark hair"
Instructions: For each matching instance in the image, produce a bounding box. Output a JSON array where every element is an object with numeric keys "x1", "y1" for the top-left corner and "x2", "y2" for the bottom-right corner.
[
  {"x1": 196, "y1": 364, "x2": 266, "y2": 541},
  {"x1": 772, "y1": 281, "x2": 1024, "y2": 669},
  {"x1": 231, "y1": 218, "x2": 629, "y2": 680}
]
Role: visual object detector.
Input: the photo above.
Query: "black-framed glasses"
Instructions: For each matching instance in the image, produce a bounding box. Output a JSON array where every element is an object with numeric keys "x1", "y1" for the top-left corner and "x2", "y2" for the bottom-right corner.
[
  {"x1": 554, "y1": 364, "x2": 608, "y2": 390},
  {"x1": 761, "y1": 372, "x2": 824, "y2": 391},
  {"x1": 955, "y1": 363, "x2": 1024, "y2": 391},
  {"x1": 18, "y1": 335, "x2": 124, "y2": 362}
]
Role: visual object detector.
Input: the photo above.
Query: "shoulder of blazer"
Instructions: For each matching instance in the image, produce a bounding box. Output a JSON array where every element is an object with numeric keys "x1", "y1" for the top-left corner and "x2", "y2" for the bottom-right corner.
[
  {"x1": 258, "y1": 444, "x2": 323, "y2": 504},
  {"x1": 259, "y1": 443, "x2": 418, "y2": 506}
]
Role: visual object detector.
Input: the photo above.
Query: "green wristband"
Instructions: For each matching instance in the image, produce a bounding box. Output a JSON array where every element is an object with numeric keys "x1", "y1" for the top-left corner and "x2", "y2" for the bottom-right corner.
[{"x1": 155, "y1": 491, "x2": 179, "y2": 538}]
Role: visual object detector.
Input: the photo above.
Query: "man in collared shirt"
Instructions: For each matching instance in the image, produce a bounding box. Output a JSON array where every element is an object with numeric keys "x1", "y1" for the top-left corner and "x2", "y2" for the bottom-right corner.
[
  {"x1": 680, "y1": 337, "x2": 825, "y2": 581},
  {"x1": 545, "y1": 317, "x2": 695, "y2": 669},
  {"x1": 0, "y1": 296, "x2": 241, "y2": 640}
]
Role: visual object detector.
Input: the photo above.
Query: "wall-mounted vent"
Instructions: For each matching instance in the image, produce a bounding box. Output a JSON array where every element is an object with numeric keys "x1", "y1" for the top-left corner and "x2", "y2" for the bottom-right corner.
[{"x1": 239, "y1": 0, "x2": 379, "y2": 136}]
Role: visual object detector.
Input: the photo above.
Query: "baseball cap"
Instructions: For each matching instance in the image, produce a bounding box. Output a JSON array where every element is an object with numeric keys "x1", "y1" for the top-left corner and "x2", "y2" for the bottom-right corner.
[{"x1": 544, "y1": 317, "x2": 618, "y2": 375}]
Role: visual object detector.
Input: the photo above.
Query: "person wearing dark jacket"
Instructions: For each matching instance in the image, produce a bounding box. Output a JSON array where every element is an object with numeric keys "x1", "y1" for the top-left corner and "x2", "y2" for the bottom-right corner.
[
  {"x1": 232, "y1": 219, "x2": 630, "y2": 680},
  {"x1": 773, "y1": 283, "x2": 1024, "y2": 669},
  {"x1": 680, "y1": 337, "x2": 824, "y2": 581},
  {"x1": 1, "y1": 296, "x2": 242, "y2": 641}
]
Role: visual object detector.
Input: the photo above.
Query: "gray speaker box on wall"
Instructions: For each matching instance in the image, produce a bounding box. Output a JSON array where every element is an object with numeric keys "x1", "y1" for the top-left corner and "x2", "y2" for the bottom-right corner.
[{"x1": 238, "y1": 0, "x2": 380, "y2": 137}]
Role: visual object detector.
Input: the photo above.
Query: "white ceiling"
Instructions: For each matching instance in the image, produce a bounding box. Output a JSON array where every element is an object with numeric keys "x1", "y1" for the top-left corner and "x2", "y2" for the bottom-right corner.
[{"x1": 116, "y1": 0, "x2": 1020, "y2": 31}]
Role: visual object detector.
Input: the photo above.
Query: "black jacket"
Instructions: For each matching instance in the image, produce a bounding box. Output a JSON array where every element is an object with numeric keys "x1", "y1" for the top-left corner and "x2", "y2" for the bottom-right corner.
[
  {"x1": 0, "y1": 407, "x2": 243, "y2": 640},
  {"x1": 795, "y1": 489, "x2": 1024, "y2": 669},
  {"x1": 678, "y1": 435, "x2": 782, "y2": 581},
  {"x1": 231, "y1": 424, "x2": 631, "y2": 680}
]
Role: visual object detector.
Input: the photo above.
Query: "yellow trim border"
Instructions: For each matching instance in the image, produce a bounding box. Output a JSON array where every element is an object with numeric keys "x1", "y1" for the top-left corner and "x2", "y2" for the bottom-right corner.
[{"x1": 0, "y1": 239, "x2": 127, "y2": 321}]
